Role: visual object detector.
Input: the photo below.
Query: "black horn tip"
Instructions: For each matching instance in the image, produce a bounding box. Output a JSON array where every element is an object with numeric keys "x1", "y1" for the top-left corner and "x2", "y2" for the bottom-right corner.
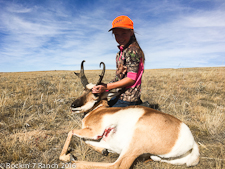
[
  {"x1": 81, "y1": 60, "x2": 86, "y2": 71},
  {"x1": 96, "y1": 61, "x2": 105, "y2": 85},
  {"x1": 99, "y1": 62, "x2": 105, "y2": 67}
]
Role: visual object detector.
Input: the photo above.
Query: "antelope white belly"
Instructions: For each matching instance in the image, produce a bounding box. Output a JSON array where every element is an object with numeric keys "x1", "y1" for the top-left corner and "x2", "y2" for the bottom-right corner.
[
  {"x1": 86, "y1": 107, "x2": 145, "y2": 154},
  {"x1": 103, "y1": 108, "x2": 145, "y2": 153}
]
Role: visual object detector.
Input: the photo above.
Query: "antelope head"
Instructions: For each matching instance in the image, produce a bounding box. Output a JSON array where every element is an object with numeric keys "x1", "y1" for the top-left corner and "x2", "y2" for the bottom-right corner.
[{"x1": 71, "y1": 60, "x2": 111, "y2": 114}]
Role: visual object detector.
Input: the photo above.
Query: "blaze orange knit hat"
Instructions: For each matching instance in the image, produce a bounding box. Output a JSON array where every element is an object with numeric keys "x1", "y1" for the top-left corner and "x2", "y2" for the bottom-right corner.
[{"x1": 108, "y1": 15, "x2": 133, "y2": 32}]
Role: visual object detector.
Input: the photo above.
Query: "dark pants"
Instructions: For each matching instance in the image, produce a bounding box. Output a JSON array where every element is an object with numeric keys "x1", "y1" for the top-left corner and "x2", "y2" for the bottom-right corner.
[{"x1": 108, "y1": 96, "x2": 141, "y2": 107}]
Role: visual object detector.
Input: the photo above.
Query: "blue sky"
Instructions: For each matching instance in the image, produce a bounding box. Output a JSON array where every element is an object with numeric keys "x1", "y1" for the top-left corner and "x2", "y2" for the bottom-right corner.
[{"x1": 0, "y1": 0, "x2": 225, "y2": 72}]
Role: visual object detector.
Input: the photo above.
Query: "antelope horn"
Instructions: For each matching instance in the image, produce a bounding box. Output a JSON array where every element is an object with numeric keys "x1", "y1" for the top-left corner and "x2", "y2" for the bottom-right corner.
[
  {"x1": 96, "y1": 62, "x2": 105, "y2": 86},
  {"x1": 74, "y1": 60, "x2": 89, "y2": 87}
]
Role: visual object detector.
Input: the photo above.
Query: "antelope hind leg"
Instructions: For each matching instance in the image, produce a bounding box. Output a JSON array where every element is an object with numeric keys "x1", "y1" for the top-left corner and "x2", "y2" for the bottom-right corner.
[
  {"x1": 68, "y1": 161, "x2": 115, "y2": 169},
  {"x1": 65, "y1": 151, "x2": 139, "y2": 169},
  {"x1": 72, "y1": 146, "x2": 142, "y2": 169}
]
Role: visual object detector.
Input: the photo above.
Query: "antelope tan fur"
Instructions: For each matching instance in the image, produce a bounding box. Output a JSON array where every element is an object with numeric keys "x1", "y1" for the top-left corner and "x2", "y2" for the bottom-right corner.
[{"x1": 59, "y1": 60, "x2": 200, "y2": 169}]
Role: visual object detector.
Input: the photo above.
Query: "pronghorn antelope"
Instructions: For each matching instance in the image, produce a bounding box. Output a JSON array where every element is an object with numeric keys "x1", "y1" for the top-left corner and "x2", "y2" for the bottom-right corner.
[{"x1": 59, "y1": 60, "x2": 200, "y2": 169}]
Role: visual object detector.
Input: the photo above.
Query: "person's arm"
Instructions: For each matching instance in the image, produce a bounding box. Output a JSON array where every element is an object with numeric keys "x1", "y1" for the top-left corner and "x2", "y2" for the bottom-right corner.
[{"x1": 92, "y1": 77, "x2": 135, "y2": 93}]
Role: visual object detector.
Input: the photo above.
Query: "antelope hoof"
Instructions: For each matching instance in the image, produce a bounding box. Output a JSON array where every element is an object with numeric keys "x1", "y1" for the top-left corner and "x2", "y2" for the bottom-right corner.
[
  {"x1": 59, "y1": 154, "x2": 71, "y2": 162},
  {"x1": 70, "y1": 154, "x2": 77, "y2": 162},
  {"x1": 102, "y1": 148, "x2": 109, "y2": 156}
]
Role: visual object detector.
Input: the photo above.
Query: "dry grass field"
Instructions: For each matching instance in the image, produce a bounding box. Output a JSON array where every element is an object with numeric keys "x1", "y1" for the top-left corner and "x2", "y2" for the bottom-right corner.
[{"x1": 0, "y1": 67, "x2": 224, "y2": 169}]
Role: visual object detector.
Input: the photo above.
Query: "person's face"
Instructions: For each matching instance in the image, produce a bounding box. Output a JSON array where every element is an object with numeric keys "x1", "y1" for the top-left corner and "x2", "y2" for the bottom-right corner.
[{"x1": 113, "y1": 28, "x2": 133, "y2": 47}]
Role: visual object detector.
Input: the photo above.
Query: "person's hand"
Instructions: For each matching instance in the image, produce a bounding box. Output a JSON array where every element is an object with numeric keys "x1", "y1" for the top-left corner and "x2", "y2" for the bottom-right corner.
[{"x1": 92, "y1": 84, "x2": 107, "y2": 93}]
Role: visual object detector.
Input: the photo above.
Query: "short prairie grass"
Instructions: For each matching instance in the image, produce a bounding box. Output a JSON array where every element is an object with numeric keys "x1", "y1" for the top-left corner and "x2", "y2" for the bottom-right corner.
[{"x1": 0, "y1": 67, "x2": 224, "y2": 169}]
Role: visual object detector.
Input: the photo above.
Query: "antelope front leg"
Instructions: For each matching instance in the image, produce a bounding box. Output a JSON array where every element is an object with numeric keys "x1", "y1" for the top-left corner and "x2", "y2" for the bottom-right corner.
[
  {"x1": 59, "y1": 130, "x2": 73, "y2": 162},
  {"x1": 72, "y1": 128, "x2": 107, "y2": 155}
]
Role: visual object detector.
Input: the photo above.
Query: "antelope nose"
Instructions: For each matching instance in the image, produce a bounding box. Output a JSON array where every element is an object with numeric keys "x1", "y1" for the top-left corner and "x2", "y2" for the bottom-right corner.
[{"x1": 71, "y1": 103, "x2": 76, "y2": 108}]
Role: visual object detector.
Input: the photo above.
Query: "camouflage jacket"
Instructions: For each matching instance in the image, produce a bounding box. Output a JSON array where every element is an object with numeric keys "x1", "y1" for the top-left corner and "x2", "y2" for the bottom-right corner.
[{"x1": 110, "y1": 39, "x2": 143, "y2": 102}]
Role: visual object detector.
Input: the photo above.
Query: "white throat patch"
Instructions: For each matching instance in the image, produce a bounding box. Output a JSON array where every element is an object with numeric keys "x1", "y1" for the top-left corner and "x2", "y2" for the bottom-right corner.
[{"x1": 71, "y1": 100, "x2": 97, "y2": 114}]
